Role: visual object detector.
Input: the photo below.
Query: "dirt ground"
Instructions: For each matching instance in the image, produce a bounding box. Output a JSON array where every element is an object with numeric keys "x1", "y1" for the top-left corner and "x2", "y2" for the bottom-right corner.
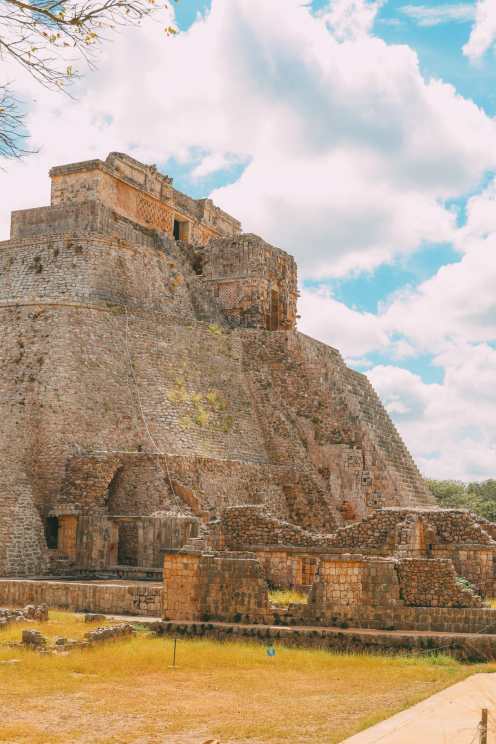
[{"x1": 0, "y1": 612, "x2": 492, "y2": 744}]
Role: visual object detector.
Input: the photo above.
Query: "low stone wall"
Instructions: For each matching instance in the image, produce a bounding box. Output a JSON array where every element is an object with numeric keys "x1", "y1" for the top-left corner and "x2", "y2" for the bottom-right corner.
[
  {"x1": 163, "y1": 550, "x2": 269, "y2": 622},
  {"x1": 156, "y1": 620, "x2": 496, "y2": 663},
  {"x1": 310, "y1": 555, "x2": 401, "y2": 610},
  {"x1": 221, "y1": 506, "x2": 328, "y2": 550},
  {"x1": 398, "y1": 558, "x2": 482, "y2": 608},
  {"x1": 328, "y1": 509, "x2": 496, "y2": 550},
  {"x1": 0, "y1": 579, "x2": 162, "y2": 617},
  {"x1": 294, "y1": 605, "x2": 496, "y2": 634}
]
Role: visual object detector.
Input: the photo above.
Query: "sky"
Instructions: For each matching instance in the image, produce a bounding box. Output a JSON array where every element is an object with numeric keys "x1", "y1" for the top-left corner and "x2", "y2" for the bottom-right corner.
[{"x1": 1, "y1": 0, "x2": 496, "y2": 481}]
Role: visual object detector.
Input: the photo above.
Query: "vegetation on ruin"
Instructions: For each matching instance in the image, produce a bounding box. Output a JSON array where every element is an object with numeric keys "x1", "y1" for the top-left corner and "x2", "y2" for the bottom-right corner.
[
  {"x1": 208, "y1": 323, "x2": 223, "y2": 336},
  {"x1": 168, "y1": 378, "x2": 233, "y2": 432},
  {"x1": 427, "y1": 479, "x2": 496, "y2": 522},
  {"x1": 0, "y1": 611, "x2": 495, "y2": 743},
  {"x1": 268, "y1": 589, "x2": 308, "y2": 606}
]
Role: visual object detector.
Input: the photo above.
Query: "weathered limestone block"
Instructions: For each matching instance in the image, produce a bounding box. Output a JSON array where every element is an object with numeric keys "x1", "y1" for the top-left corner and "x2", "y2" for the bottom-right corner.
[
  {"x1": 306, "y1": 555, "x2": 401, "y2": 618},
  {"x1": 163, "y1": 550, "x2": 269, "y2": 622},
  {"x1": 22, "y1": 629, "x2": 47, "y2": 646},
  {"x1": 84, "y1": 623, "x2": 134, "y2": 643}
]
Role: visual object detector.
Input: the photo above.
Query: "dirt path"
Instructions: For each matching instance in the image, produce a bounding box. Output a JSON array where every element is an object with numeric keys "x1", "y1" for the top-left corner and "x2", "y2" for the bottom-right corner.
[{"x1": 341, "y1": 672, "x2": 496, "y2": 743}]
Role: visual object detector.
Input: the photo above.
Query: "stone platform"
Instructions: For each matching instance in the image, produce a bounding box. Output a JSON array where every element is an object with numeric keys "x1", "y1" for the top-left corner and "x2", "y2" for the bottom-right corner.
[
  {"x1": 155, "y1": 619, "x2": 496, "y2": 662},
  {"x1": 0, "y1": 578, "x2": 163, "y2": 617}
]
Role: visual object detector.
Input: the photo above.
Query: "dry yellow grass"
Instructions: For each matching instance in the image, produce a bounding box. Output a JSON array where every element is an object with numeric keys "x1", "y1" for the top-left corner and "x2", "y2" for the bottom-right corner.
[
  {"x1": 268, "y1": 589, "x2": 308, "y2": 606},
  {"x1": 0, "y1": 611, "x2": 493, "y2": 744},
  {"x1": 0, "y1": 610, "x2": 114, "y2": 644}
]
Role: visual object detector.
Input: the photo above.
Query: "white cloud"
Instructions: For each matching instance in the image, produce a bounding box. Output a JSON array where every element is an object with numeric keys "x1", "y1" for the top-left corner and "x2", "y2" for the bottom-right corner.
[
  {"x1": 207, "y1": 4, "x2": 496, "y2": 277},
  {"x1": 463, "y1": 0, "x2": 496, "y2": 61},
  {"x1": 298, "y1": 286, "x2": 388, "y2": 356},
  {"x1": 299, "y1": 176, "x2": 496, "y2": 480},
  {"x1": 318, "y1": 0, "x2": 384, "y2": 41},
  {"x1": 1, "y1": 0, "x2": 495, "y2": 480},
  {"x1": 400, "y1": 4, "x2": 474, "y2": 27},
  {"x1": 3, "y1": 0, "x2": 496, "y2": 280},
  {"x1": 380, "y1": 179, "x2": 496, "y2": 352},
  {"x1": 367, "y1": 356, "x2": 496, "y2": 481},
  {"x1": 190, "y1": 152, "x2": 247, "y2": 179}
]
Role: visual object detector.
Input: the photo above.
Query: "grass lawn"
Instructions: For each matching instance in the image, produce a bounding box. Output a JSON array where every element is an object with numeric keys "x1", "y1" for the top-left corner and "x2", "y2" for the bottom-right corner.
[
  {"x1": 0, "y1": 611, "x2": 494, "y2": 744},
  {"x1": 268, "y1": 589, "x2": 308, "y2": 606}
]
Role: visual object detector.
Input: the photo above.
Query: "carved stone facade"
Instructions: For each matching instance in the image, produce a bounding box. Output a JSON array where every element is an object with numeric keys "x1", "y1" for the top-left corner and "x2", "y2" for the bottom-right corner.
[
  {"x1": 198, "y1": 234, "x2": 297, "y2": 330},
  {"x1": 46, "y1": 152, "x2": 241, "y2": 245}
]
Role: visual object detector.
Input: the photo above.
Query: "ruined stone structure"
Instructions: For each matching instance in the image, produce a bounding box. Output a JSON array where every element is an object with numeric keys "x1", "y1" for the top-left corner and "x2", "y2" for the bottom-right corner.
[
  {"x1": 162, "y1": 505, "x2": 496, "y2": 631},
  {"x1": 0, "y1": 152, "x2": 435, "y2": 578},
  {"x1": 3, "y1": 151, "x2": 496, "y2": 643},
  {"x1": 215, "y1": 505, "x2": 496, "y2": 595}
]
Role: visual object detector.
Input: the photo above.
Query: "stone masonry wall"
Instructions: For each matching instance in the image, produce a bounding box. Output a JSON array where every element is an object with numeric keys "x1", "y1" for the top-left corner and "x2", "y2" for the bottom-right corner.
[
  {"x1": 307, "y1": 555, "x2": 401, "y2": 617},
  {"x1": 0, "y1": 479, "x2": 49, "y2": 576},
  {"x1": 0, "y1": 232, "x2": 197, "y2": 319},
  {"x1": 220, "y1": 505, "x2": 331, "y2": 550},
  {"x1": 200, "y1": 234, "x2": 297, "y2": 331},
  {"x1": 293, "y1": 605, "x2": 496, "y2": 635},
  {"x1": 327, "y1": 508, "x2": 495, "y2": 549},
  {"x1": 326, "y1": 508, "x2": 496, "y2": 595},
  {"x1": 255, "y1": 549, "x2": 319, "y2": 590},
  {"x1": 397, "y1": 559, "x2": 483, "y2": 608},
  {"x1": 0, "y1": 579, "x2": 162, "y2": 616},
  {"x1": 159, "y1": 550, "x2": 491, "y2": 635},
  {"x1": 11, "y1": 202, "x2": 160, "y2": 249},
  {"x1": 163, "y1": 551, "x2": 269, "y2": 622}
]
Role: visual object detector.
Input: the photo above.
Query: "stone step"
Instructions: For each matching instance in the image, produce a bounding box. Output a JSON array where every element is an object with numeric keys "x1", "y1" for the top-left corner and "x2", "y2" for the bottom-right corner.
[{"x1": 182, "y1": 536, "x2": 209, "y2": 552}]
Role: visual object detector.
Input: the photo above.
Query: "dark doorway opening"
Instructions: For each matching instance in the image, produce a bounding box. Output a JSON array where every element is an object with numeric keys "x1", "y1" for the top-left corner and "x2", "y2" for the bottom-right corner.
[
  {"x1": 117, "y1": 523, "x2": 139, "y2": 566},
  {"x1": 45, "y1": 516, "x2": 59, "y2": 550},
  {"x1": 106, "y1": 467, "x2": 123, "y2": 509},
  {"x1": 173, "y1": 219, "x2": 181, "y2": 241}
]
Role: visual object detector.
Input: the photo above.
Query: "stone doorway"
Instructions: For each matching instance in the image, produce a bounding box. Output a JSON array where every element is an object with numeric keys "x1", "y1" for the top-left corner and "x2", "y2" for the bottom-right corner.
[
  {"x1": 45, "y1": 516, "x2": 59, "y2": 549},
  {"x1": 173, "y1": 219, "x2": 190, "y2": 241},
  {"x1": 116, "y1": 521, "x2": 139, "y2": 566}
]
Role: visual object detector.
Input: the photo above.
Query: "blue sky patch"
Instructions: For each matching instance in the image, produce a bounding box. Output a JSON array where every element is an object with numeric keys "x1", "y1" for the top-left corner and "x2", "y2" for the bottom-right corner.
[{"x1": 304, "y1": 242, "x2": 461, "y2": 314}]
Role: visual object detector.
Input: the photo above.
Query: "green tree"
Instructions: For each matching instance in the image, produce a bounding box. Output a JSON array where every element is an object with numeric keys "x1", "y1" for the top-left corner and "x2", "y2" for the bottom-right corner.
[
  {"x1": 426, "y1": 479, "x2": 467, "y2": 508},
  {"x1": 466, "y1": 479, "x2": 496, "y2": 522},
  {"x1": 427, "y1": 478, "x2": 496, "y2": 522}
]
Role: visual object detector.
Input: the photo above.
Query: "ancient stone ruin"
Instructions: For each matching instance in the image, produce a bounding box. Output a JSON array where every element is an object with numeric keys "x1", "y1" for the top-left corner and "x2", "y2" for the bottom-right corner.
[
  {"x1": 0, "y1": 151, "x2": 433, "y2": 576},
  {"x1": 1, "y1": 152, "x2": 496, "y2": 646}
]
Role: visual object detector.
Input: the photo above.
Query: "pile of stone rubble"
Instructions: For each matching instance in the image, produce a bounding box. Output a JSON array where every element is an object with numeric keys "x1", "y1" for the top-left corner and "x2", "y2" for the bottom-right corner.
[
  {"x1": 0, "y1": 604, "x2": 48, "y2": 627},
  {"x1": 20, "y1": 622, "x2": 135, "y2": 653}
]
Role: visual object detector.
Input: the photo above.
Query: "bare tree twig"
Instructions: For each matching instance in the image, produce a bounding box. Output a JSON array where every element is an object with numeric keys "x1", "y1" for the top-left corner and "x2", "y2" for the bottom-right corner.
[
  {"x1": 0, "y1": 0, "x2": 177, "y2": 160},
  {"x1": 0, "y1": 82, "x2": 35, "y2": 162}
]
